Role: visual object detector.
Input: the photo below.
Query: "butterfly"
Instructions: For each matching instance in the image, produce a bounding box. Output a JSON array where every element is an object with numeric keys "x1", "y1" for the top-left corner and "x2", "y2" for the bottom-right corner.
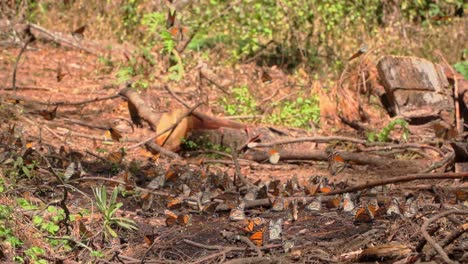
[
  {"x1": 326, "y1": 195, "x2": 341, "y2": 209},
  {"x1": 271, "y1": 197, "x2": 289, "y2": 212},
  {"x1": 268, "y1": 149, "x2": 280, "y2": 164},
  {"x1": 288, "y1": 199, "x2": 298, "y2": 221},
  {"x1": 168, "y1": 26, "x2": 189, "y2": 41},
  {"x1": 72, "y1": 25, "x2": 86, "y2": 41},
  {"x1": 38, "y1": 105, "x2": 58, "y2": 120},
  {"x1": 106, "y1": 148, "x2": 125, "y2": 164},
  {"x1": 106, "y1": 127, "x2": 122, "y2": 142},
  {"x1": 386, "y1": 198, "x2": 402, "y2": 217},
  {"x1": 268, "y1": 180, "x2": 281, "y2": 196},
  {"x1": 241, "y1": 217, "x2": 266, "y2": 233},
  {"x1": 166, "y1": 9, "x2": 176, "y2": 28},
  {"x1": 166, "y1": 196, "x2": 184, "y2": 209},
  {"x1": 354, "y1": 206, "x2": 374, "y2": 223},
  {"x1": 268, "y1": 218, "x2": 283, "y2": 241},
  {"x1": 256, "y1": 185, "x2": 268, "y2": 199},
  {"x1": 342, "y1": 193, "x2": 355, "y2": 213},
  {"x1": 327, "y1": 149, "x2": 349, "y2": 176},
  {"x1": 249, "y1": 227, "x2": 266, "y2": 246},
  {"x1": 261, "y1": 70, "x2": 273, "y2": 84},
  {"x1": 229, "y1": 202, "x2": 246, "y2": 221},
  {"x1": 165, "y1": 210, "x2": 192, "y2": 226},
  {"x1": 348, "y1": 43, "x2": 368, "y2": 61},
  {"x1": 305, "y1": 196, "x2": 322, "y2": 211}
]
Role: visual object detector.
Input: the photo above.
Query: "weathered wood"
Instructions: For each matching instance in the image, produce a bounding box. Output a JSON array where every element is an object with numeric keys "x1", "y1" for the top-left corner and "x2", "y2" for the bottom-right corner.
[{"x1": 377, "y1": 56, "x2": 452, "y2": 118}]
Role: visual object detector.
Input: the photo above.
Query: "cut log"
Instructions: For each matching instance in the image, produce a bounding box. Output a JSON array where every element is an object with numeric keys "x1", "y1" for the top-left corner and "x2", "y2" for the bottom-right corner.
[{"x1": 377, "y1": 56, "x2": 452, "y2": 119}]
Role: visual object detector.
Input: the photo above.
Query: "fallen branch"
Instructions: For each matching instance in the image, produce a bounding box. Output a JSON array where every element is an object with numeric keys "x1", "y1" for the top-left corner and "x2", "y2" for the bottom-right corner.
[
  {"x1": 12, "y1": 24, "x2": 35, "y2": 93},
  {"x1": 421, "y1": 150, "x2": 455, "y2": 173},
  {"x1": 119, "y1": 86, "x2": 161, "y2": 131},
  {"x1": 8, "y1": 93, "x2": 120, "y2": 106},
  {"x1": 247, "y1": 136, "x2": 367, "y2": 148},
  {"x1": 359, "y1": 143, "x2": 445, "y2": 157},
  {"x1": 29, "y1": 23, "x2": 97, "y2": 55},
  {"x1": 325, "y1": 172, "x2": 467, "y2": 196},
  {"x1": 421, "y1": 209, "x2": 468, "y2": 264}
]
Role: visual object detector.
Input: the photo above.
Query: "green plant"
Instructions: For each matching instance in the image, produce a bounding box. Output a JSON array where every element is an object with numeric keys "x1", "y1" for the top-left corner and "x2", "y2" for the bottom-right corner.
[
  {"x1": 8, "y1": 156, "x2": 37, "y2": 181},
  {"x1": 0, "y1": 226, "x2": 23, "y2": 248},
  {"x1": 93, "y1": 186, "x2": 137, "y2": 239},
  {"x1": 454, "y1": 60, "x2": 467, "y2": 79},
  {"x1": 25, "y1": 246, "x2": 47, "y2": 264},
  {"x1": 221, "y1": 86, "x2": 259, "y2": 116},
  {"x1": 32, "y1": 206, "x2": 65, "y2": 235},
  {"x1": 367, "y1": 118, "x2": 410, "y2": 142},
  {"x1": 268, "y1": 96, "x2": 320, "y2": 129}
]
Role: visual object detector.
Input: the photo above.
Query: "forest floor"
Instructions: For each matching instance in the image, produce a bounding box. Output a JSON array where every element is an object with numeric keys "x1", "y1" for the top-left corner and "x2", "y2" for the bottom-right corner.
[{"x1": 0, "y1": 30, "x2": 467, "y2": 264}]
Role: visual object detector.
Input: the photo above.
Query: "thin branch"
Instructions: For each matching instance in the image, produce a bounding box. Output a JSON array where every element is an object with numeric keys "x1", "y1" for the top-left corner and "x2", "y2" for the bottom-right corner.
[
  {"x1": 325, "y1": 172, "x2": 467, "y2": 196},
  {"x1": 8, "y1": 94, "x2": 120, "y2": 106},
  {"x1": 247, "y1": 136, "x2": 367, "y2": 148},
  {"x1": 421, "y1": 209, "x2": 468, "y2": 264}
]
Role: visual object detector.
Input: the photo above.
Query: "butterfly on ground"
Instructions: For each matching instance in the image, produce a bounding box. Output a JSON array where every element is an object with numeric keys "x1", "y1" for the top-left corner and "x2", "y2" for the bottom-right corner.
[
  {"x1": 168, "y1": 26, "x2": 189, "y2": 41},
  {"x1": 165, "y1": 210, "x2": 192, "y2": 227},
  {"x1": 249, "y1": 227, "x2": 266, "y2": 246},
  {"x1": 229, "y1": 202, "x2": 246, "y2": 221},
  {"x1": 72, "y1": 25, "x2": 86, "y2": 41},
  {"x1": 348, "y1": 43, "x2": 368, "y2": 61}
]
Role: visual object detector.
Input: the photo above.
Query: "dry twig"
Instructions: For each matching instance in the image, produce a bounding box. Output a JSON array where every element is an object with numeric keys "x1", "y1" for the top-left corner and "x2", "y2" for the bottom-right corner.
[{"x1": 421, "y1": 209, "x2": 468, "y2": 264}]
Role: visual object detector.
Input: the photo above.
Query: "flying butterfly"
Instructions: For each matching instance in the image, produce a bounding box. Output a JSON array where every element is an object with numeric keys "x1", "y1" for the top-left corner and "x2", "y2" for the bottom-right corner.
[
  {"x1": 327, "y1": 149, "x2": 350, "y2": 176},
  {"x1": 72, "y1": 25, "x2": 86, "y2": 41},
  {"x1": 38, "y1": 105, "x2": 58, "y2": 121},
  {"x1": 261, "y1": 70, "x2": 273, "y2": 84},
  {"x1": 348, "y1": 43, "x2": 368, "y2": 61},
  {"x1": 168, "y1": 26, "x2": 189, "y2": 41}
]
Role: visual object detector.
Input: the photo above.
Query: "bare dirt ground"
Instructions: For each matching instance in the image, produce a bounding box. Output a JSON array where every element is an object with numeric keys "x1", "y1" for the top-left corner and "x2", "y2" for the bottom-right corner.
[{"x1": 1, "y1": 39, "x2": 467, "y2": 264}]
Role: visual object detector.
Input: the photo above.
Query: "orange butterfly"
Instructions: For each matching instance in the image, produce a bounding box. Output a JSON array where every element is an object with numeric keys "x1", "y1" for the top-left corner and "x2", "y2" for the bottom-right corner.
[
  {"x1": 166, "y1": 196, "x2": 183, "y2": 209},
  {"x1": 271, "y1": 197, "x2": 289, "y2": 212},
  {"x1": 327, "y1": 149, "x2": 350, "y2": 176},
  {"x1": 165, "y1": 210, "x2": 191, "y2": 227},
  {"x1": 342, "y1": 193, "x2": 355, "y2": 212},
  {"x1": 268, "y1": 149, "x2": 280, "y2": 164},
  {"x1": 354, "y1": 206, "x2": 374, "y2": 223},
  {"x1": 249, "y1": 227, "x2": 266, "y2": 246},
  {"x1": 241, "y1": 217, "x2": 266, "y2": 233},
  {"x1": 168, "y1": 26, "x2": 189, "y2": 40}
]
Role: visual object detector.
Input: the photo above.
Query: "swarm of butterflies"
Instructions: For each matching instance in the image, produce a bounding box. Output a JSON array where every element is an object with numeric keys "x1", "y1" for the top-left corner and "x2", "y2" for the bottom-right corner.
[{"x1": 142, "y1": 162, "x2": 468, "y2": 249}]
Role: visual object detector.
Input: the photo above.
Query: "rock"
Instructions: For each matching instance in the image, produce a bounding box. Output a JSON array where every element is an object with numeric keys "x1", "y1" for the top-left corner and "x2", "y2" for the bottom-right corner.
[{"x1": 377, "y1": 56, "x2": 453, "y2": 119}]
